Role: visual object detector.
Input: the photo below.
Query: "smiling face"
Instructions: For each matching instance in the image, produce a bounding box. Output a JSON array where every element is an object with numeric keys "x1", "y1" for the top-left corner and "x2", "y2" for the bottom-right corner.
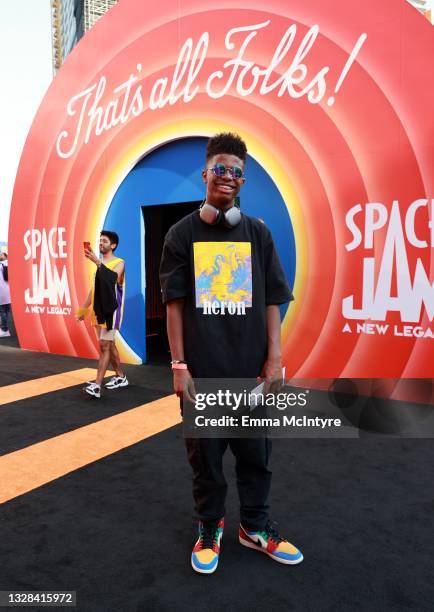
[{"x1": 202, "y1": 153, "x2": 245, "y2": 211}]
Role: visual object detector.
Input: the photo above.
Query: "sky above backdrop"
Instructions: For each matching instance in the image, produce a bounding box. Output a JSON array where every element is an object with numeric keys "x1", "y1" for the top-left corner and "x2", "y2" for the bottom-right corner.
[{"x1": 0, "y1": 0, "x2": 53, "y2": 245}]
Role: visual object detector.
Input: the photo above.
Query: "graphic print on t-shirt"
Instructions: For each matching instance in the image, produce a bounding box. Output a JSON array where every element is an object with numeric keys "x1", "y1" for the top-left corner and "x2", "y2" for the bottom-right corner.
[{"x1": 193, "y1": 242, "x2": 252, "y2": 315}]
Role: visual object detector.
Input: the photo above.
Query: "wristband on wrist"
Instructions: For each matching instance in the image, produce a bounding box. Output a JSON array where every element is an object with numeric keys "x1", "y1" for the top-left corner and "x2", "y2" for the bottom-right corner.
[
  {"x1": 171, "y1": 359, "x2": 187, "y2": 370},
  {"x1": 172, "y1": 363, "x2": 187, "y2": 370}
]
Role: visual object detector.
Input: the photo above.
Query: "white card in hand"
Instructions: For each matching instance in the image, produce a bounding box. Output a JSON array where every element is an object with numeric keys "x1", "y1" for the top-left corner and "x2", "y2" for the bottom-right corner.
[{"x1": 249, "y1": 367, "x2": 286, "y2": 409}]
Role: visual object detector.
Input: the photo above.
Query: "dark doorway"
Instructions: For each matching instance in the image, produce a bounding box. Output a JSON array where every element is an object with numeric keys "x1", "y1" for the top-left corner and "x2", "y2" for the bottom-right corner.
[{"x1": 142, "y1": 201, "x2": 200, "y2": 364}]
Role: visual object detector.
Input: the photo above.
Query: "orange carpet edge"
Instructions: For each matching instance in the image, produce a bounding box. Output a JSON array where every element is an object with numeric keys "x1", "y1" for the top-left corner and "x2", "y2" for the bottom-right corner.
[
  {"x1": 0, "y1": 368, "x2": 116, "y2": 406},
  {"x1": 0, "y1": 394, "x2": 181, "y2": 504}
]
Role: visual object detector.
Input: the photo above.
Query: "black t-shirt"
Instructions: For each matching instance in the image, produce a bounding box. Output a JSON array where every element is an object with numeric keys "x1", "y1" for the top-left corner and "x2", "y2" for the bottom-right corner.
[{"x1": 159, "y1": 210, "x2": 293, "y2": 378}]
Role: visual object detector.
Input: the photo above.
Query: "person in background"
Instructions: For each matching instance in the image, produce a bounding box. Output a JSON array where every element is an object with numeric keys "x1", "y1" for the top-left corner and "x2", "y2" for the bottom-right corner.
[
  {"x1": 76, "y1": 231, "x2": 128, "y2": 398},
  {"x1": 0, "y1": 250, "x2": 11, "y2": 338}
]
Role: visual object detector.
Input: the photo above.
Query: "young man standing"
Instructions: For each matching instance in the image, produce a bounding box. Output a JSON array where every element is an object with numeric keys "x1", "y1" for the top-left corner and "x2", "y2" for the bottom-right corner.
[
  {"x1": 77, "y1": 231, "x2": 128, "y2": 398},
  {"x1": 0, "y1": 250, "x2": 11, "y2": 338},
  {"x1": 160, "y1": 133, "x2": 303, "y2": 574}
]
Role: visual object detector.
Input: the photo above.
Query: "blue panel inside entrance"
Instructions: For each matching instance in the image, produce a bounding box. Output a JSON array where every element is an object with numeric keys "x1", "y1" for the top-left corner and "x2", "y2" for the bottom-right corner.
[{"x1": 104, "y1": 137, "x2": 296, "y2": 362}]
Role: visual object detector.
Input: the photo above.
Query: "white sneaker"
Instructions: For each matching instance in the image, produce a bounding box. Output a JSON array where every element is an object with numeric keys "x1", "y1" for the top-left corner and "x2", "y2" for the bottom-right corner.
[
  {"x1": 105, "y1": 375, "x2": 129, "y2": 389},
  {"x1": 0, "y1": 330, "x2": 11, "y2": 337},
  {"x1": 84, "y1": 382, "x2": 101, "y2": 398}
]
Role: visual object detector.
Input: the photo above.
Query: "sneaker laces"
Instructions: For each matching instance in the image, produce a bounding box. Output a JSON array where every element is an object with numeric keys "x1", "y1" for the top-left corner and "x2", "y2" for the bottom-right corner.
[
  {"x1": 199, "y1": 521, "x2": 220, "y2": 550},
  {"x1": 264, "y1": 520, "x2": 285, "y2": 545}
]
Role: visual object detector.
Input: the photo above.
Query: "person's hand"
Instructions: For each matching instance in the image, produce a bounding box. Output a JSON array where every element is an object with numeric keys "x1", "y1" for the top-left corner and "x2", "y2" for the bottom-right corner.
[
  {"x1": 173, "y1": 368, "x2": 196, "y2": 403},
  {"x1": 84, "y1": 247, "x2": 100, "y2": 266},
  {"x1": 258, "y1": 356, "x2": 284, "y2": 394},
  {"x1": 76, "y1": 306, "x2": 89, "y2": 321}
]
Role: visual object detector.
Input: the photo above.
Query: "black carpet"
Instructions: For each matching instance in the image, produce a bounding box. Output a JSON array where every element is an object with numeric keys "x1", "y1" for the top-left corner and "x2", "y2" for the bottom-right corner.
[
  {"x1": 0, "y1": 345, "x2": 172, "y2": 455},
  {"x1": 1, "y1": 345, "x2": 434, "y2": 611}
]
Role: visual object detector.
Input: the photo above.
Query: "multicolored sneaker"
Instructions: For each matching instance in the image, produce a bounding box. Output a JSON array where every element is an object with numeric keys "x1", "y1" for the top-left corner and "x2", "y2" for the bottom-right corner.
[
  {"x1": 239, "y1": 521, "x2": 303, "y2": 565},
  {"x1": 191, "y1": 519, "x2": 224, "y2": 574}
]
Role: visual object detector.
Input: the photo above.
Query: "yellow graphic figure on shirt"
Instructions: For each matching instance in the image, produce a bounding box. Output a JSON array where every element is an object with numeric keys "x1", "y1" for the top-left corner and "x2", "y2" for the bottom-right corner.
[{"x1": 194, "y1": 242, "x2": 252, "y2": 308}]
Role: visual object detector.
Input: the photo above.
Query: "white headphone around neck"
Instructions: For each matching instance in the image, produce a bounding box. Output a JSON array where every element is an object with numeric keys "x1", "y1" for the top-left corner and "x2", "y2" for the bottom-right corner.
[{"x1": 199, "y1": 201, "x2": 241, "y2": 228}]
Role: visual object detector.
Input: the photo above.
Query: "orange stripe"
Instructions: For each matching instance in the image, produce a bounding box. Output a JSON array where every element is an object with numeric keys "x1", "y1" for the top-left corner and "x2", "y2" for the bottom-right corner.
[
  {"x1": 0, "y1": 394, "x2": 181, "y2": 504},
  {"x1": 0, "y1": 369, "x2": 114, "y2": 406}
]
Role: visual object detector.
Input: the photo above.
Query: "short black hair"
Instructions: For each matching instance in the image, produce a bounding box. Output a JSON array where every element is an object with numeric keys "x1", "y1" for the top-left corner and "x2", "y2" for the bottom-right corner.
[
  {"x1": 100, "y1": 230, "x2": 119, "y2": 251},
  {"x1": 206, "y1": 132, "x2": 247, "y2": 162}
]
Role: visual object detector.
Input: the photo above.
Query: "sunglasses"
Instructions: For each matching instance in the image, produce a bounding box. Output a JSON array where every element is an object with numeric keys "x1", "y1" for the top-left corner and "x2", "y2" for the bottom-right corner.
[{"x1": 207, "y1": 163, "x2": 244, "y2": 180}]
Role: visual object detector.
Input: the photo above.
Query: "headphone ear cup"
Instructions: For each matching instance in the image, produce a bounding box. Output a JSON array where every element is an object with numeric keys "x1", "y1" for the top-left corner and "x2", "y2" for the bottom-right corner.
[
  {"x1": 224, "y1": 205, "x2": 242, "y2": 227},
  {"x1": 200, "y1": 203, "x2": 221, "y2": 225}
]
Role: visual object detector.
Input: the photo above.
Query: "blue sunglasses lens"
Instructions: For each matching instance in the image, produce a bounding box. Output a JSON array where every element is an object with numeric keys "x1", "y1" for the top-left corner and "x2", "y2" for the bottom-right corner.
[
  {"x1": 213, "y1": 163, "x2": 227, "y2": 177},
  {"x1": 212, "y1": 164, "x2": 243, "y2": 179}
]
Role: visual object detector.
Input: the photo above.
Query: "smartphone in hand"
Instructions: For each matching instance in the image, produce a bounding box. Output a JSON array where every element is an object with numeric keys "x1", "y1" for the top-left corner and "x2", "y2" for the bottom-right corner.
[{"x1": 83, "y1": 241, "x2": 91, "y2": 253}]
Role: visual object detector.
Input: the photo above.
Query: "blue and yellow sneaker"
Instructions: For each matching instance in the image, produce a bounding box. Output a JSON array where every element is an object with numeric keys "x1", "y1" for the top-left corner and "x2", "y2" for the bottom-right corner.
[
  {"x1": 239, "y1": 521, "x2": 303, "y2": 565},
  {"x1": 191, "y1": 519, "x2": 224, "y2": 574}
]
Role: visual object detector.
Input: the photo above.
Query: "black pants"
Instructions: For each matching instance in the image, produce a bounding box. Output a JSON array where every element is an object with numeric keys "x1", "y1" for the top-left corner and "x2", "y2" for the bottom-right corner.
[
  {"x1": 185, "y1": 437, "x2": 272, "y2": 531},
  {"x1": 0, "y1": 303, "x2": 10, "y2": 331}
]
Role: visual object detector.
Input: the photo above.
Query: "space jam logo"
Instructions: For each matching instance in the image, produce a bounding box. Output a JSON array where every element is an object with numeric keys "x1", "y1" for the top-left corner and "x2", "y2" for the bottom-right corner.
[
  {"x1": 23, "y1": 228, "x2": 72, "y2": 315},
  {"x1": 342, "y1": 199, "x2": 434, "y2": 338}
]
